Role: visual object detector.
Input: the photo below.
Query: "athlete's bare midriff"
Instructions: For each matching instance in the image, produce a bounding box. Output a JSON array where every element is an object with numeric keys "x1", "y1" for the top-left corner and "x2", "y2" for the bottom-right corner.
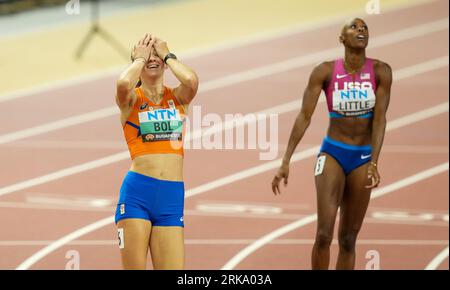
[
  {"x1": 130, "y1": 153, "x2": 183, "y2": 181},
  {"x1": 327, "y1": 117, "x2": 373, "y2": 146}
]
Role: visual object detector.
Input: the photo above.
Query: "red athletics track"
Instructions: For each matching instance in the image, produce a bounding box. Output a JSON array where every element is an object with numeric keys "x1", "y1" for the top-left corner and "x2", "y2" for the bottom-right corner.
[{"x1": 0, "y1": 0, "x2": 448, "y2": 269}]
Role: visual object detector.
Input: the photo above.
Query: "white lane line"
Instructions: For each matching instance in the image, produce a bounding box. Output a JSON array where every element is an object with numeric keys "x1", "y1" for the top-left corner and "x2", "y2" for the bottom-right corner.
[
  {"x1": 222, "y1": 162, "x2": 449, "y2": 269},
  {"x1": 425, "y1": 246, "x2": 449, "y2": 270},
  {"x1": 0, "y1": 0, "x2": 434, "y2": 103},
  {"x1": 380, "y1": 145, "x2": 449, "y2": 154},
  {"x1": 2, "y1": 239, "x2": 448, "y2": 247},
  {"x1": 200, "y1": 21, "x2": 448, "y2": 91},
  {"x1": 16, "y1": 216, "x2": 114, "y2": 270},
  {"x1": 196, "y1": 239, "x2": 449, "y2": 246},
  {"x1": 0, "y1": 107, "x2": 119, "y2": 146},
  {"x1": 362, "y1": 218, "x2": 448, "y2": 227},
  {"x1": 196, "y1": 199, "x2": 312, "y2": 210},
  {"x1": 0, "y1": 202, "x2": 446, "y2": 227},
  {"x1": 15, "y1": 104, "x2": 449, "y2": 270},
  {"x1": 393, "y1": 55, "x2": 450, "y2": 80},
  {"x1": 24, "y1": 196, "x2": 113, "y2": 208},
  {"x1": 369, "y1": 206, "x2": 450, "y2": 215},
  {"x1": 276, "y1": 144, "x2": 450, "y2": 154},
  {"x1": 0, "y1": 106, "x2": 119, "y2": 145},
  {"x1": 0, "y1": 152, "x2": 129, "y2": 197},
  {"x1": 2, "y1": 140, "x2": 126, "y2": 150},
  {"x1": 186, "y1": 210, "x2": 449, "y2": 227},
  {"x1": 371, "y1": 163, "x2": 449, "y2": 200},
  {"x1": 0, "y1": 19, "x2": 447, "y2": 145},
  {"x1": 386, "y1": 103, "x2": 449, "y2": 131},
  {"x1": 1, "y1": 57, "x2": 447, "y2": 198},
  {"x1": 16, "y1": 217, "x2": 115, "y2": 270},
  {"x1": 0, "y1": 201, "x2": 114, "y2": 212}
]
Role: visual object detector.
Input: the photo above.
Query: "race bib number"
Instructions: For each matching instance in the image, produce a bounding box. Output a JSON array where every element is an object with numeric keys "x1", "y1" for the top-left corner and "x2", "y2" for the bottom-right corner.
[
  {"x1": 315, "y1": 155, "x2": 326, "y2": 176},
  {"x1": 138, "y1": 108, "x2": 183, "y2": 142},
  {"x1": 118, "y1": 228, "x2": 124, "y2": 249}
]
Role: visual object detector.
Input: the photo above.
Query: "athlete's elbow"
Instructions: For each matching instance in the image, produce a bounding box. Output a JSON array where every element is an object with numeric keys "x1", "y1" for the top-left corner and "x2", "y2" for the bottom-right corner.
[
  {"x1": 186, "y1": 73, "x2": 199, "y2": 92},
  {"x1": 372, "y1": 115, "x2": 387, "y2": 131},
  {"x1": 373, "y1": 113, "x2": 387, "y2": 124},
  {"x1": 116, "y1": 80, "x2": 132, "y2": 106},
  {"x1": 117, "y1": 79, "x2": 131, "y2": 92},
  {"x1": 299, "y1": 111, "x2": 313, "y2": 126}
]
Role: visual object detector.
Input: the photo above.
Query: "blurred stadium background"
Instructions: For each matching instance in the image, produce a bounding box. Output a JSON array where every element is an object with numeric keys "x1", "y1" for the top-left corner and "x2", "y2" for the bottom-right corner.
[{"x1": 0, "y1": 0, "x2": 415, "y2": 97}]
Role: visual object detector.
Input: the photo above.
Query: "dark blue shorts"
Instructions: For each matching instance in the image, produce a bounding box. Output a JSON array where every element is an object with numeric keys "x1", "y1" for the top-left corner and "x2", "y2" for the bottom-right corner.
[
  {"x1": 115, "y1": 171, "x2": 185, "y2": 227},
  {"x1": 319, "y1": 136, "x2": 372, "y2": 175}
]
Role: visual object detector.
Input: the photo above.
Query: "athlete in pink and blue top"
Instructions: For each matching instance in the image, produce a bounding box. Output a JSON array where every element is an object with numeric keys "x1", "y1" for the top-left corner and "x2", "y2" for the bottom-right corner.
[{"x1": 272, "y1": 18, "x2": 392, "y2": 269}]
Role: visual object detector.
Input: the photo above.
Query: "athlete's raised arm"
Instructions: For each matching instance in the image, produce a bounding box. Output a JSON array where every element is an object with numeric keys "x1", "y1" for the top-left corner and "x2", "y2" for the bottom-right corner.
[
  {"x1": 153, "y1": 37, "x2": 199, "y2": 105},
  {"x1": 115, "y1": 33, "x2": 154, "y2": 110}
]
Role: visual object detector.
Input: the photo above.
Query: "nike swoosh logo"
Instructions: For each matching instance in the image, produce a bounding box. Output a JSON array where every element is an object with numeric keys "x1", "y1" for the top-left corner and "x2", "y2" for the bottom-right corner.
[
  {"x1": 336, "y1": 74, "x2": 350, "y2": 79},
  {"x1": 361, "y1": 154, "x2": 371, "y2": 159}
]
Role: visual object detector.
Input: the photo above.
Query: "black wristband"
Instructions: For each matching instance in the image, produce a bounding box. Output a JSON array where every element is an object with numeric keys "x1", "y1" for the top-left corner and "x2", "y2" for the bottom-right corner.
[{"x1": 164, "y1": 53, "x2": 177, "y2": 64}]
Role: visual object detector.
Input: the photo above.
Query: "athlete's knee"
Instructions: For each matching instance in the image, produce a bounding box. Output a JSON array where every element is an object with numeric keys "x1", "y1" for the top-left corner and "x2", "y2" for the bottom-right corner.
[
  {"x1": 315, "y1": 229, "x2": 333, "y2": 249},
  {"x1": 338, "y1": 231, "x2": 358, "y2": 252}
]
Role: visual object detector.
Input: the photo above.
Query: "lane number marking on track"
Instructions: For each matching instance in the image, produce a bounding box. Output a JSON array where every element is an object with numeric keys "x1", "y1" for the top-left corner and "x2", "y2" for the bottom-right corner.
[
  {"x1": 25, "y1": 195, "x2": 113, "y2": 208},
  {"x1": 371, "y1": 211, "x2": 448, "y2": 222},
  {"x1": 196, "y1": 203, "x2": 282, "y2": 215}
]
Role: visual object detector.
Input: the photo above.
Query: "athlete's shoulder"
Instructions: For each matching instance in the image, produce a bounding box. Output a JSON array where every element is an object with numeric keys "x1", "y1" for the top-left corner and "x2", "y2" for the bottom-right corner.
[
  {"x1": 316, "y1": 61, "x2": 335, "y2": 71},
  {"x1": 165, "y1": 85, "x2": 188, "y2": 112},
  {"x1": 372, "y1": 59, "x2": 393, "y2": 88},
  {"x1": 311, "y1": 61, "x2": 334, "y2": 80},
  {"x1": 164, "y1": 85, "x2": 178, "y2": 102},
  {"x1": 372, "y1": 59, "x2": 392, "y2": 73},
  {"x1": 161, "y1": 85, "x2": 176, "y2": 95}
]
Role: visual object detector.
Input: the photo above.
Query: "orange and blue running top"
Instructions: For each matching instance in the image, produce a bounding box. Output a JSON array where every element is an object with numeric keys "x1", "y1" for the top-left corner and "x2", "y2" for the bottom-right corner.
[{"x1": 123, "y1": 86, "x2": 186, "y2": 159}]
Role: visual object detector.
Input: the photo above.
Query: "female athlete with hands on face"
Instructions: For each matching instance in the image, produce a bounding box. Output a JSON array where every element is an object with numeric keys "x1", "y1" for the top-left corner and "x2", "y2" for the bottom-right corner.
[{"x1": 114, "y1": 33, "x2": 198, "y2": 269}]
